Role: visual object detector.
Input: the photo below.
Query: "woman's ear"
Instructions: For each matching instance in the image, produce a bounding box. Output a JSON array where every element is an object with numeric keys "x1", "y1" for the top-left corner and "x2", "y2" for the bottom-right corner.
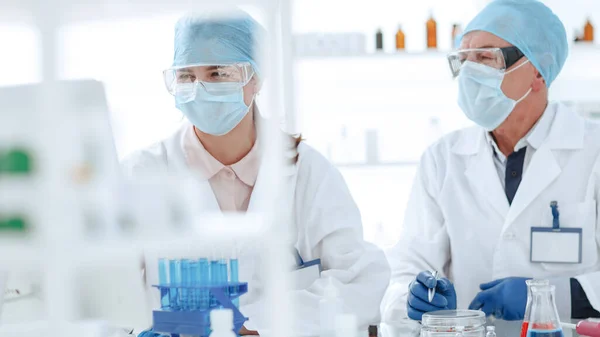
[{"x1": 253, "y1": 76, "x2": 263, "y2": 95}]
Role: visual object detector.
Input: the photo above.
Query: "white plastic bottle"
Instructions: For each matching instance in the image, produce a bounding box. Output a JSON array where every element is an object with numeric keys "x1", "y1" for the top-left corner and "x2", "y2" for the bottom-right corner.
[
  {"x1": 209, "y1": 309, "x2": 236, "y2": 337},
  {"x1": 320, "y1": 277, "x2": 343, "y2": 337},
  {"x1": 335, "y1": 313, "x2": 358, "y2": 337}
]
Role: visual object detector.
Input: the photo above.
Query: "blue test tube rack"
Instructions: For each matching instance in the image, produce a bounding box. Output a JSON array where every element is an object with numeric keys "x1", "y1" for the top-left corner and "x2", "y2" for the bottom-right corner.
[{"x1": 151, "y1": 282, "x2": 248, "y2": 337}]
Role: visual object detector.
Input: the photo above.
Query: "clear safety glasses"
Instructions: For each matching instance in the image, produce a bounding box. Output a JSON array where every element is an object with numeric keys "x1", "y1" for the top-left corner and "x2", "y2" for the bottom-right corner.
[
  {"x1": 163, "y1": 63, "x2": 255, "y2": 103},
  {"x1": 447, "y1": 46, "x2": 525, "y2": 78}
]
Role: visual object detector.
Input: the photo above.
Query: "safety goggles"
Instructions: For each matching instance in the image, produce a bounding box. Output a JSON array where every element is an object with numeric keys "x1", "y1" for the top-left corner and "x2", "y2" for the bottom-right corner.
[
  {"x1": 163, "y1": 63, "x2": 255, "y2": 102},
  {"x1": 447, "y1": 46, "x2": 525, "y2": 78}
]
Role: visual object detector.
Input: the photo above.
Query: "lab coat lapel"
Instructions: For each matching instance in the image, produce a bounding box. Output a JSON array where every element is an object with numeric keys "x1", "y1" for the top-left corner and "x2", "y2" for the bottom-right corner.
[
  {"x1": 504, "y1": 145, "x2": 560, "y2": 225},
  {"x1": 463, "y1": 131, "x2": 510, "y2": 219},
  {"x1": 247, "y1": 157, "x2": 298, "y2": 214},
  {"x1": 504, "y1": 104, "x2": 583, "y2": 225}
]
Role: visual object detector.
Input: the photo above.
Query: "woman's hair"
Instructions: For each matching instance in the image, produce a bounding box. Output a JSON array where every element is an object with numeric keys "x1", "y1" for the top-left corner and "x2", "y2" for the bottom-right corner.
[
  {"x1": 288, "y1": 134, "x2": 302, "y2": 164},
  {"x1": 253, "y1": 103, "x2": 301, "y2": 164}
]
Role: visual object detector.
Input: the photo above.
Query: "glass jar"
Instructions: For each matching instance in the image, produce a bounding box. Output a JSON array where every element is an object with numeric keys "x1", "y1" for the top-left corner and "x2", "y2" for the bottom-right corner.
[{"x1": 421, "y1": 310, "x2": 487, "y2": 337}]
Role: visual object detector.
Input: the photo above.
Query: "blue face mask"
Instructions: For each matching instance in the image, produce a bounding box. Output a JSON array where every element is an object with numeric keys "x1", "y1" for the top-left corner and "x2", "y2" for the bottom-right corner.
[
  {"x1": 176, "y1": 83, "x2": 252, "y2": 136},
  {"x1": 457, "y1": 60, "x2": 532, "y2": 131}
]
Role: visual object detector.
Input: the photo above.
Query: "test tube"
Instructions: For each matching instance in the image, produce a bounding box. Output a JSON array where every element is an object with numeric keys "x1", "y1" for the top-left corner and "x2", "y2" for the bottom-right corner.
[
  {"x1": 158, "y1": 258, "x2": 170, "y2": 310},
  {"x1": 189, "y1": 260, "x2": 199, "y2": 310},
  {"x1": 198, "y1": 257, "x2": 209, "y2": 310},
  {"x1": 169, "y1": 259, "x2": 181, "y2": 310},
  {"x1": 181, "y1": 259, "x2": 191, "y2": 310},
  {"x1": 219, "y1": 253, "x2": 229, "y2": 306},
  {"x1": 230, "y1": 249, "x2": 239, "y2": 308},
  {"x1": 210, "y1": 251, "x2": 220, "y2": 308}
]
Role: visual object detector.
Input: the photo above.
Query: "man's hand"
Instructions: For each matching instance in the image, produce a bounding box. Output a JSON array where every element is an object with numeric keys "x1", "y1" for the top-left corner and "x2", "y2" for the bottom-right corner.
[{"x1": 469, "y1": 277, "x2": 530, "y2": 321}]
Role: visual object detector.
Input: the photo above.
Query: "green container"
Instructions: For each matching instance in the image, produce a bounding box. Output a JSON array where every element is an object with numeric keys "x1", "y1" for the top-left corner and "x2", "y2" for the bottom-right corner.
[
  {"x1": 1, "y1": 148, "x2": 33, "y2": 174},
  {"x1": 0, "y1": 216, "x2": 27, "y2": 232}
]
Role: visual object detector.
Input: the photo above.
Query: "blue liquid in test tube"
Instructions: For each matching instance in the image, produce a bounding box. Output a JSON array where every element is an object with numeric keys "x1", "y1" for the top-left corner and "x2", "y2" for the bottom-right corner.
[
  {"x1": 169, "y1": 259, "x2": 181, "y2": 310},
  {"x1": 189, "y1": 260, "x2": 199, "y2": 310},
  {"x1": 198, "y1": 258, "x2": 209, "y2": 310},
  {"x1": 230, "y1": 258, "x2": 239, "y2": 307},
  {"x1": 219, "y1": 257, "x2": 229, "y2": 305},
  {"x1": 158, "y1": 258, "x2": 170, "y2": 310},
  {"x1": 210, "y1": 258, "x2": 220, "y2": 307},
  {"x1": 181, "y1": 259, "x2": 191, "y2": 310}
]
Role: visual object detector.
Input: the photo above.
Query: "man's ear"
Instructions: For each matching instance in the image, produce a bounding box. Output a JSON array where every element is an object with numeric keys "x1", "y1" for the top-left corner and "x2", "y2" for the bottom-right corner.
[{"x1": 531, "y1": 68, "x2": 546, "y2": 92}]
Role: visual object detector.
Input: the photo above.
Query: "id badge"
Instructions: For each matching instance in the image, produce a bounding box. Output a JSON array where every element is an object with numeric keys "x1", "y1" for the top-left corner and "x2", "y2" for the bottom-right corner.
[
  {"x1": 530, "y1": 227, "x2": 583, "y2": 264},
  {"x1": 292, "y1": 259, "x2": 321, "y2": 290}
]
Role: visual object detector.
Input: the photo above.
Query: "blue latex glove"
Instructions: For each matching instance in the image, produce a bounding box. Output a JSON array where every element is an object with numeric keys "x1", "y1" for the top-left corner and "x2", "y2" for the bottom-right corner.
[
  {"x1": 468, "y1": 277, "x2": 530, "y2": 320},
  {"x1": 407, "y1": 271, "x2": 457, "y2": 321},
  {"x1": 138, "y1": 330, "x2": 169, "y2": 337}
]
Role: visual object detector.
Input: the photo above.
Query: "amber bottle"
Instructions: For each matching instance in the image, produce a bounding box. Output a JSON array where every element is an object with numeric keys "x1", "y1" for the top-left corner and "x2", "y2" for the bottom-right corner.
[
  {"x1": 395, "y1": 25, "x2": 405, "y2": 50},
  {"x1": 427, "y1": 12, "x2": 437, "y2": 49},
  {"x1": 584, "y1": 18, "x2": 594, "y2": 42}
]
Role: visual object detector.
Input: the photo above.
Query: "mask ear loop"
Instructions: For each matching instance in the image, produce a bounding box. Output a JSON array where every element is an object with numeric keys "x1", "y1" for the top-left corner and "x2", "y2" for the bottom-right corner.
[
  {"x1": 504, "y1": 59, "x2": 533, "y2": 104},
  {"x1": 505, "y1": 59, "x2": 530, "y2": 75}
]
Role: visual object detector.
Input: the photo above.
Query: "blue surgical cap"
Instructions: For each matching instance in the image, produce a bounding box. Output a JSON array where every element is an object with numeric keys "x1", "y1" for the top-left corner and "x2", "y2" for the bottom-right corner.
[
  {"x1": 173, "y1": 10, "x2": 266, "y2": 78},
  {"x1": 463, "y1": 0, "x2": 568, "y2": 87}
]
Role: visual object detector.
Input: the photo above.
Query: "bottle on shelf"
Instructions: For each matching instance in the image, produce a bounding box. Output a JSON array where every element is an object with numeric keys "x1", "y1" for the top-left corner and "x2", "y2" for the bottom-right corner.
[
  {"x1": 452, "y1": 24, "x2": 463, "y2": 49},
  {"x1": 574, "y1": 30, "x2": 583, "y2": 42},
  {"x1": 426, "y1": 11, "x2": 437, "y2": 49},
  {"x1": 395, "y1": 25, "x2": 405, "y2": 50},
  {"x1": 376, "y1": 29, "x2": 384, "y2": 51},
  {"x1": 584, "y1": 18, "x2": 594, "y2": 42}
]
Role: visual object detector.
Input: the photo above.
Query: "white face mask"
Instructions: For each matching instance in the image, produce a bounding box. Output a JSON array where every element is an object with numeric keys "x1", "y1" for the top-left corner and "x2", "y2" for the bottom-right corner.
[{"x1": 457, "y1": 60, "x2": 532, "y2": 131}]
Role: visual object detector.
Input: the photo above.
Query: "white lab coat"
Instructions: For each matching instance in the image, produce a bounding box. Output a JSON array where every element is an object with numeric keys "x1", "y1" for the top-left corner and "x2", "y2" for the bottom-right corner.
[
  {"x1": 382, "y1": 103, "x2": 600, "y2": 329},
  {"x1": 121, "y1": 123, "x2": 390, "y2": 336}
]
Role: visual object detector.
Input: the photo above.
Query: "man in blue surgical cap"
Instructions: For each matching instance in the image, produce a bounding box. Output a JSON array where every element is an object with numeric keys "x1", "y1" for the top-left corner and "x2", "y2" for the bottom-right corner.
[{"x1": 382, "y1": 0, "x2": 600, "y2": 333}]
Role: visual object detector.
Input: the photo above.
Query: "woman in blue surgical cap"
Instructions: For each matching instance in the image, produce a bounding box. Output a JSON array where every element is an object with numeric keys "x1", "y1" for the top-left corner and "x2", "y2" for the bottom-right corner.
[
  {"x1": 122, "y1": 10, "x2": 390, "y2": 336},
  {"x1": 382, "y1": 0, "x2": 600, "y2": 335}
]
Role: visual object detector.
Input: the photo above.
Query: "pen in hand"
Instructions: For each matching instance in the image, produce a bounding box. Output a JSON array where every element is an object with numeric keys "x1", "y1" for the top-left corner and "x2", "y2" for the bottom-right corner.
[{"x1": 428, "y1": 271, "x2": 439, "y2": 303}]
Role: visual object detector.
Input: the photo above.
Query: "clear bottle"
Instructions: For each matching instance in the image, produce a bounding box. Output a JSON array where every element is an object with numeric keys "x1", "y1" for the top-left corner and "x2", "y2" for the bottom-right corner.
[
  {"x1": 426, "y1": 11, "x2": 437, "y2": 49},
  {"x1": 584, "y1": 18, "x2": 594, "y2": 42},
  {"x1": 486, "y1": 326, "x2": 496, "y2": 337},
  {"x1": 395, "y1": 25, "x2": 405, "y2": 50},
  {"x1": 335, "y1": 314, "x2": 358, "y2": 337},
  {"x1": 421, "y1": 310, "x2": 486, "y2": 337},
  {"x1": 521, "y1": 279, "x2": 550, "y2": 337},
  {"x1": 320, "y1": 278, "x2": 343, "y2": 337},
  {"x1": 526, "y1": 284, "x2": 564, "y2": 337},
  {"x1": 210, "y1": 309, "x2": 236, "y2": 337}
]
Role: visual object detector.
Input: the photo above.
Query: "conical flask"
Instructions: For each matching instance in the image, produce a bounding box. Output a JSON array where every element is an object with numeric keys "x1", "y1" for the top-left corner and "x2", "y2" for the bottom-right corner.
[
  {"x1": 527, "y1": 284, "x2": 564, "y2": 337},
  {"x1": 521, "y1": 279, "x2": 550, "y2": 337}
]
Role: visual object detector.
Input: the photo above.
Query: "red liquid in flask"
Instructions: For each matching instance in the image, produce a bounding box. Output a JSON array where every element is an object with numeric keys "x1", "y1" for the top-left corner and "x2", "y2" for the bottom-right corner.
[{"x1": 521, "y1": 322, "x2": 529, "y2": 337}]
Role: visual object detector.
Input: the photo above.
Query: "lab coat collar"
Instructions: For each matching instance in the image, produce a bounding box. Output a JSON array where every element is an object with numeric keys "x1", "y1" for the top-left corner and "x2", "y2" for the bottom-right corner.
[
  {"x1": 451, "y1": 102, "x2": 583, "y2": 155},
  {"x1": 542, "y1": 102, "x2": 585, "y2": 150},
  {"x1": 457, "y1": 103, "x2": 584, "y2": 222},
  {"x1": 182, "y1": 124, "x2": 226, "y2": 181},
  {"x1": 483, "y1": 102, "x2": 555, "y2": 162},
  {"x1": 179, "y1": 120, "x2": 296, "y2": 184},
  {"x1": 451, "y1": 126, "x2": 485, "y2": 156}
]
